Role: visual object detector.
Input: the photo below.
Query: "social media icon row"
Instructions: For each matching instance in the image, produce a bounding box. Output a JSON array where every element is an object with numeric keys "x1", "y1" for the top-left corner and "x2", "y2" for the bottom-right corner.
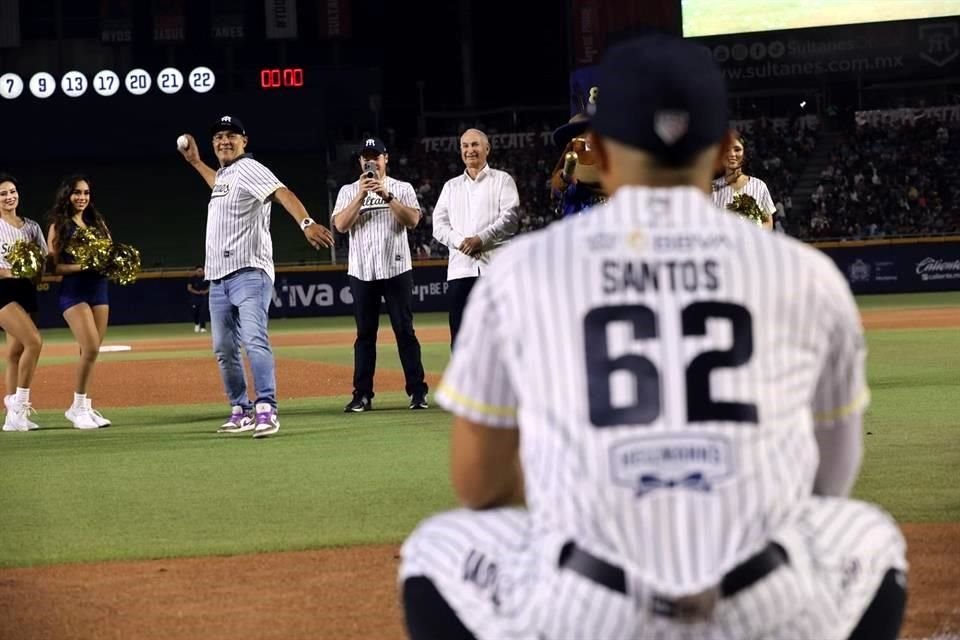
[{"x1": 0, "y1": 67, "x2": 216, "y2": 99}]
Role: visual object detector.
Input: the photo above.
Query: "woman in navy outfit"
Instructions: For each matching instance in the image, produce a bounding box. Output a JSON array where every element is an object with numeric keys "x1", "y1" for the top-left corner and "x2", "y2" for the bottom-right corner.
[{"x1": 46, "y1": 175, "x2": 112, "y2": 430}]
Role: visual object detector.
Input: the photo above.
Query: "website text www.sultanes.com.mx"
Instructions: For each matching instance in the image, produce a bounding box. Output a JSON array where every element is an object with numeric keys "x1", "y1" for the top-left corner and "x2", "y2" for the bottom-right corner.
[{"x1": 722, "y1": 56, "x2": 904, "y2": 80}]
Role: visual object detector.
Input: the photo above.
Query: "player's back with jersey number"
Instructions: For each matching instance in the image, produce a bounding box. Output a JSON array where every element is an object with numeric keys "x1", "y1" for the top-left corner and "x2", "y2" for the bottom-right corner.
[
  {"x1": 482, "y1": 184, "x2": 865, "y2": 597},
  {"x1": 404, "y1": 33, "x2": 904, "y2": 640}
]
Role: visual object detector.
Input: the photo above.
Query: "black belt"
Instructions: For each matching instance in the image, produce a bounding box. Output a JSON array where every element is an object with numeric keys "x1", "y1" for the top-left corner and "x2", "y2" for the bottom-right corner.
[
  {"x1": 559, "y1": 541, "x2": 788, "y2": 618},
  {"x1": 212, "y1": 266, "x2": 258, "y2": 284}
]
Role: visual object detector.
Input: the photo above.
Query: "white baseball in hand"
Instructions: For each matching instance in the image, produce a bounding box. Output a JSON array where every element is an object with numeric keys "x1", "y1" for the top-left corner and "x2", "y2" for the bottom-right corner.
[{"x1": 176, "y1": 134, "x2": 190, "y2": 150}]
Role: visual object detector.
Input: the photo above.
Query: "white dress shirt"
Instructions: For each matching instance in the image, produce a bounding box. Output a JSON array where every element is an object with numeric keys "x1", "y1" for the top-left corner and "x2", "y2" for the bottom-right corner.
[{"x1": 432, "y1": 165, "x2": 520, "y2": 281}]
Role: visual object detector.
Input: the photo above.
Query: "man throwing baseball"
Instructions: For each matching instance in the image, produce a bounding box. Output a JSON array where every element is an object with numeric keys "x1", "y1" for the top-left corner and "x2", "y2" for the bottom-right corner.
[
  {"x1": 399, "y1": 35, "x2": 907, "y2": 640},
  {"x1": 178, "y1": 115, "x2": 333, "y2": 438}
]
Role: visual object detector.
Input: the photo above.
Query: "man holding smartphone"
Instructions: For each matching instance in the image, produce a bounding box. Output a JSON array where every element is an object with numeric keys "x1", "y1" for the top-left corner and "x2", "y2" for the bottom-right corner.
[{"x1": 332, "y1": 137, "x2": 429, "y2": 413}]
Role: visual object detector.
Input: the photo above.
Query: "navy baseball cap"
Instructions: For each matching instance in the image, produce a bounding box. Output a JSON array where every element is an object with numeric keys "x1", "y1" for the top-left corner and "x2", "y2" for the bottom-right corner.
[
  {"x1": 591, "y1": 34, "x2": 729, "y2": 165},
  {"x1": 360, "y1": 137, "x2": 387, "y2": 155},
  {"x1": 210, "y1": 115, "x2": 246, "y2": 136}
]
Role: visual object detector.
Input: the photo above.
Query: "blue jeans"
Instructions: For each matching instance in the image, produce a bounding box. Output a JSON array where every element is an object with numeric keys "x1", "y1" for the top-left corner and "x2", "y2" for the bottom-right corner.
[{"x1": 209, "y1": 268, "x2": 276, "y2": 410}]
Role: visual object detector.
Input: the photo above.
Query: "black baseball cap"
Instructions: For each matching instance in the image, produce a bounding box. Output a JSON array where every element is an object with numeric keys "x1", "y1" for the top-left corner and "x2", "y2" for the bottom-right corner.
[
  {"x1": 591, "y1": 33, "x2": 728, "y2": 165},
  {"x1": 360, "y1": 137, "x2": 387, "y2": 156},
  {"x1": 210, "y1": 115, "x2": 247, "y2": 136}
]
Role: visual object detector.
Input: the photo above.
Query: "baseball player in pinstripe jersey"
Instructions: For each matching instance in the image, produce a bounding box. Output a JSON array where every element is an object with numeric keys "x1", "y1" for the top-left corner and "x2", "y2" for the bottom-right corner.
[
  {"x1": 332, "y1": 137, "x2": 429, "y2": 413},
  {"x1": 399, "y1": 35, "x2": 907, "y2": 640},
  {"x1": 712, "y1": 134, "x2": 776, "y2": 230},
  {"x1": 177, "y1": 116, "x2": 334, "y2": 438}
]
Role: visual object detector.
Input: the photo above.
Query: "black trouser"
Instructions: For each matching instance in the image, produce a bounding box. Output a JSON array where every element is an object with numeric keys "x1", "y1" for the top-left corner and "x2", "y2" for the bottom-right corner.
[
  {"x1": 191, "y1": 298, "x2": 208, "y2": 328},
  {"x1": 848, "y1": 568, "x2": 907, "y2": 640},
  {"x1": 349, "y1": 272, "x2": 427, "y2": 398},
  {"x1": 447, "y1": 276, "x2": 478, "y2": 349},
  {"x1": 403, "y1": 576, "x2": 476, "y2": 640}
]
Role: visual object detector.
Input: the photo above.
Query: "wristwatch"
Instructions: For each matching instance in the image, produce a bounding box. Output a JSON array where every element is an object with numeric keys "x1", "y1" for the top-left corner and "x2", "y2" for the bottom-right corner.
[
  {"x1": 300, "y1": 217, "x2": 315, "y2": 230},
  {"x1": 383, "y1": 192, "x2": 394, "y2": 203}
]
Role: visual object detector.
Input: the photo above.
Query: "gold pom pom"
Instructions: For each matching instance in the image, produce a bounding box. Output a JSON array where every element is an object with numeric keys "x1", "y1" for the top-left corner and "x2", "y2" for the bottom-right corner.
[
  {"x1": 5, "y1": 240, "x2": 45, "y2": 279},
  {"x1": 727, "y1": 193, "x2": 769, "y2": 226},
  {"x1": 66, "y1": 227, "x2": 113, "y2": 272},
  {"x1": 104, "y1": 243, "x2": 141, "y2": 286}
]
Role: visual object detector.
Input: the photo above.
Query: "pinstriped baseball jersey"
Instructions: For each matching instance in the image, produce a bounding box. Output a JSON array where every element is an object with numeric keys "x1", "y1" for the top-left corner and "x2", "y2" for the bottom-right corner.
[
  {"x1": 711, "y1": 176, "x2": 776, "y2": 217},
  {"x1": 436, "y1": 185, "x2": 869, "y2": 596},
  {"x1": 204, "y1": 155, "x2": 283, "y2": 283},
  {"x1": 0, "y1": 217, "x2": 47, "y2": 270},
  {"x1": 332, "y1": 177, "x2": 419, "y2": 281}
]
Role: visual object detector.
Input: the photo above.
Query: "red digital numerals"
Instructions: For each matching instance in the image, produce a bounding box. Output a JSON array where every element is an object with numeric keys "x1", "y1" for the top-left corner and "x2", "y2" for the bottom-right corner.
[{"x1": 259, "y1": 68, "x2": 304, "y2": 89}]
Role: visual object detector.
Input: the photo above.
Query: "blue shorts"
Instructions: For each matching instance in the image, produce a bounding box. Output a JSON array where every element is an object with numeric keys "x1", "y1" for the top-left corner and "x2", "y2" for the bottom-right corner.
[{"x1": 59, "y1": 272, "x2": 109, "y2": 313}]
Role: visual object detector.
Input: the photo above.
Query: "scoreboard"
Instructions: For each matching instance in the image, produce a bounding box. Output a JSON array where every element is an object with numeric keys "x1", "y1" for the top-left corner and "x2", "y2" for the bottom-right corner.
[{"x1": 0, "y1": 66, "x2": 308, "y2": 100}]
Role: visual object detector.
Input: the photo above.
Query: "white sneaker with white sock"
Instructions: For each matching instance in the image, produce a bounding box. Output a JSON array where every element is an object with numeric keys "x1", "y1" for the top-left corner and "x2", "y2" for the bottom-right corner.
[
  {"x1": 4, "y1": 394, "x2": 39, "y2": 430},
  {"x1": 3, "y1": 410, "x2": 29, "y2": 432},
  {"x1": 83, "y1": 398, "x2": 111, "y2": 427},
  {"x1": 65, "y1": 393, "x2": 99, "y2": 430}
]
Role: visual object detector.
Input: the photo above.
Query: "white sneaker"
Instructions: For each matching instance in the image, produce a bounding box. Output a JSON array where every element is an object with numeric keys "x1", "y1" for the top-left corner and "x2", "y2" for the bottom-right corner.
[
  {"x1": 194, "y1": 325, "x2": 201, "y2": 333},
  {"x1": 65, "y1": 405, "x2": 100, "y2": 430},
  {"x1": 83, "y1": 398, "x2": 111, "y2": 427},
  {"x1": 4, "y1": 395, "x2": 39, "y2": 430},
  {"x1": 200, "y1": 327, "x2": 207, "y2": 333},
  {"x1": 3, "y1": 409, "x2": 30, "y2": 431}
]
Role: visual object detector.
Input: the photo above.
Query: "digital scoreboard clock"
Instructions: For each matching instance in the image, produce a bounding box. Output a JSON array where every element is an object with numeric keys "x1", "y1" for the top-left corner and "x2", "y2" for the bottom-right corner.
[{"x1": 258, "y1": 67, "x2": 305, "y2": 90}]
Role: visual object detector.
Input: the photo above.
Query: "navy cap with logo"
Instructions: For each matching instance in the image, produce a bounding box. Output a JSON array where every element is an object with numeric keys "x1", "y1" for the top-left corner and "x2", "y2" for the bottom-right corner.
[
  {"x1": 360, "y1": 137, "x2": 387, "y2": 156},
  {"x1": 210, "y1": 115, "x2": 246, "y2": 137},
  {"x1": 591, "y1": 33, "x2": 729, "y2": 166}
]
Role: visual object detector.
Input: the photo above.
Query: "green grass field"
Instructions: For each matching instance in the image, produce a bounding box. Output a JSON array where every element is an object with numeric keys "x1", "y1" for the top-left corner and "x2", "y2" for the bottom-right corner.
[{"x1": 0, "y1": 295, "x2": 957, "y2": 568}]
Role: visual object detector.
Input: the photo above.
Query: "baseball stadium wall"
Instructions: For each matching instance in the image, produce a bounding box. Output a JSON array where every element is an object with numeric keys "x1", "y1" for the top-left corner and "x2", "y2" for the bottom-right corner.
[{"x1": 31, "y1": 237, "x2": 960, "y2": 328}]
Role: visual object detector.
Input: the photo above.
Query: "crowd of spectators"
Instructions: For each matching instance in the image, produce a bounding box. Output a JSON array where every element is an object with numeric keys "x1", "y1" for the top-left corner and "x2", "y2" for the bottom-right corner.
[{"x1": 801, "y1": 115, "x2": 960, "y2": 239}]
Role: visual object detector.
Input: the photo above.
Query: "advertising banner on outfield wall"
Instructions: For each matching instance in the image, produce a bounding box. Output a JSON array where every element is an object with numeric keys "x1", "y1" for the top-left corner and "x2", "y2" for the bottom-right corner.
[
  {"x1": 31, "y1": 242, "x2": 960, "y2": 328},
  {"x1": 694, "y1": 17, "x2": 960, "y2": 88},
  {"x1": 819, "y1": 240, "x2": 960, "y2": 295},
  {"x1": 34, "y1": 265, "x2": 451, "y2": 329}
]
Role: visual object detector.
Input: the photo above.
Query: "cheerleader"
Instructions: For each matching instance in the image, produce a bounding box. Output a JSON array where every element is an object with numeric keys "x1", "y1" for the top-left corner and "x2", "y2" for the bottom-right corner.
[
  {"x1": 46, "y1": 175, "x2": 112, "y2": 429},
  {"x1": 0, "y1": 174, "x2": 46, "y2": 432}
]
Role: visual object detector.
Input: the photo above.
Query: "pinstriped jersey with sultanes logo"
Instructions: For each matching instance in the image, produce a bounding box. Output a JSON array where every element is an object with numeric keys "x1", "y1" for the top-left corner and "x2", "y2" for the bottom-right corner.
[
  {"x1": 711, "y1": 175, "x2": 777, "y2": 219},
  {"x1": 332, "y1": 177, "x2": 420, "y2": 282},
  {"x1": 0, "y1": 217, "x2": 47, "y2": 270},
  {"x1": 435, "y1": 185, "x2": 869, "y2": 597},
  {"x1": 204, "y1": 155, "x2": 284, "y2": 283}
]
